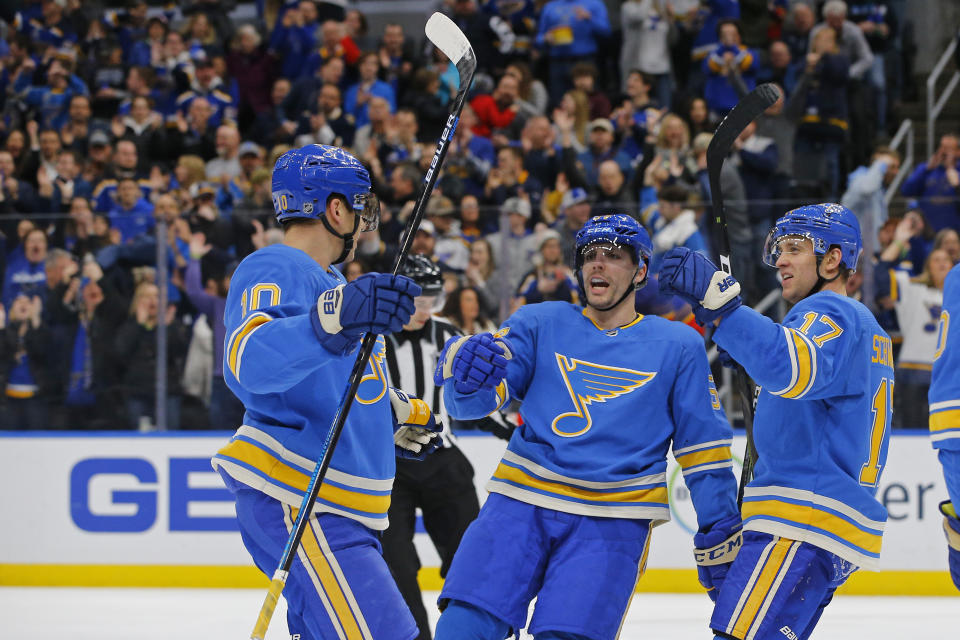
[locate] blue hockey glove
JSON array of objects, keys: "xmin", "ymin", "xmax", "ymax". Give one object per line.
[
  {"xmin": 659, "ymin": 248, "xmax": 742, "ymax": 325},
  {"xmin": 434, "ymin": 333, "xmax": 513, "ymax": 394},
  {"xmin": 390, "ymin": 388, "xmax": 443, "ymax": 460},
  {"xmin": 693, "ymin": 514, "xmax": 743, "ymax": 602},
  {"xmin": 941, "ymin": 501, "xmax": 960, "ymax": 590},
  {"xmin": 312, "ymin": 273, "xmax": 420, "ymax": 354}
]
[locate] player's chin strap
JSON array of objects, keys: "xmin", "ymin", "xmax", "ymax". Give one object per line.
[
  {"xmin": 800, "ymin": 255, "xmax": 843, "ymax": 301},
  {"xmin": 321, "ymin": 211, "xmax": 361, "ymax": 265}
]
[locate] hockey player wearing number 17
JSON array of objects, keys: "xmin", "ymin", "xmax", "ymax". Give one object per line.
[
  {"xmin": 211, "ymin": 144, "xmax": 443, "ymax": 640},
  {"xmin": 660, "ymin": 203, "xmax": 895, "ymax": 640},
  {"xmin": 432, "ymin": 214, "xmax": 741, "ymax": 640}
]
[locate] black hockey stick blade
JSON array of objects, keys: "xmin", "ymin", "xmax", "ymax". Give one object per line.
[
  {"xmin": 249, "ymin": 13, "xmax": 475, "ymax": 640},
  {"xmin": 707, "ymin": 83, "xmax": 781, "ymax": 274}
]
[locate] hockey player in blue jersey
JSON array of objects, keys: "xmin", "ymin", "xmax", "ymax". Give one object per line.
[
  {"xmin": 929, "ymin": 261, "xmax": 960, "ymax": 591},
  {"xmin": 659, "ymin": 203, "xmax": 895, "ymax": 640},
  {"xmin": 211, "ymin": 143, "xmax": 443, "ymax": 640},
  {"xmin": 431, "ymin": 214, "xmax": 741, "ymax": 640}
]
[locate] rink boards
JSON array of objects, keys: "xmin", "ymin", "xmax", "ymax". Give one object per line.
[{"xmin": 0, "ymin": 431, "xmax": 955, "ymax": 595}]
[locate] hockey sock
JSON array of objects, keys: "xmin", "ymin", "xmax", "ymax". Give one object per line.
[{"xmin": 434, "ymin": 600, "xmax": 511, "ymax": 640}]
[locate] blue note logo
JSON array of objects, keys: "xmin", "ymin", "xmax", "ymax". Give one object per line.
[
  {"xmin": 551, "ymin": 354, "xmax": 656, "ymax": 437},
  {"xmin": 357, "ymin": 335, "xmax": 388, "ymax": 404}
]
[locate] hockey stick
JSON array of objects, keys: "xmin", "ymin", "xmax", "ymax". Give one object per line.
[
  {"xmin": 249, "ymin": 13, "xmax": 476, "ymax": 640},
  {"xmin": 705, "ymin": 83, "xmax": 781, "ymax": 508}
]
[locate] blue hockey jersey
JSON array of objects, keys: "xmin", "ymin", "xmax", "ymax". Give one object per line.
[
  {"xmin": 211, "ymin": 244, "xmax": 396, "ymax": 531},
  {"xmin": 443, "ymin": 302, "xmax": 738, "ymax": 530},
  {"xmin": 930, "ymin": 263, "xmax": 960, "ymax": 452},
  {"xmin": 714, "ymin": 292, "xmax": 894, "ymax": 569}
]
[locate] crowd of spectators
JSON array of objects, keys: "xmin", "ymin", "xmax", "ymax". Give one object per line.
[{"xmin": 0, "ymin": 0, "xmax": 955, "ymax": 430}]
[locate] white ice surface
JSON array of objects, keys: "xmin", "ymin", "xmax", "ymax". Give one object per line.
[{"xmin": 1, "ymin": 588, "xmax": 956, "ymax": 639}]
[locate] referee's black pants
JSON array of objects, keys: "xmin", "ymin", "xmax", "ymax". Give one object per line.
[{"xmin": 382, "ymin": 445, "xmax": 480, "ymax": 640}]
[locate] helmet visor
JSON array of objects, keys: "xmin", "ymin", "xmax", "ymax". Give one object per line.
[
  {"xmin": 580, "ymin": 241, "xmax": 630, "ymax": 265},
  {"xmin": 762, "ymin": 231, "xmax": 817, "ymax": 268},
  {"xmin": 353, "ymin": 191, "xmax": 380, "ymax": 232}
]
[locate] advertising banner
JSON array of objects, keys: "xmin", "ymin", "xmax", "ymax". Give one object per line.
[{"xmin": 0, "ymin": 432, "xmax": 954, "ymax": 595}]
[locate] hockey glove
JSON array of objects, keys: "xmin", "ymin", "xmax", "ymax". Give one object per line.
[
  {"xmin": 659, "ymin": 248, "xmax": 742, "ymax": 325},
  {"xmin": 941, "ymin": 501, "xmax": 960, "ymax": 590},
  {"xmin": 694, "ymin": 514, "xmax": 743, "ymax": 602},
  {"xmin": 312, "ymin": 273, "xmax": 420, "ymax": 355},
  {"xmin": 390, "ymin": 388, "xmax": 442, "ymax": 461},
  {"xmin": 434, "ymin": 333, "xmax": 513, "ymax": 394}
]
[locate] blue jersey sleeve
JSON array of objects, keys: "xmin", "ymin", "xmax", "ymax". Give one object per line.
[
  {"xmin": 714, "ymin": 294, "xmax": 858, "ymax": 402},
  {"xmin": 224, "ymin": 257, "xmax": 338, "ymax": 394},
  {"xmin": 930, "ymin": 264, "xmax": 960, "ymax": 451},
  {"xmin": 442, "ymin": 305, "xmax": 538, "ymax": 420},
  {"xmin": 669, "ymin": 333, "xmax": 739, "ymax": 531}
]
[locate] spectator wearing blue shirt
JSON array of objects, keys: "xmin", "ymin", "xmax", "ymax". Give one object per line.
[
  {"xmin": 127, "ymin": 16, "xmax": 169, "ymax": 67},
  {"xmin": 14, "ymin": 57, "xmax": 90, "ymax": 131},
  {"xmin": 444, "ymin": 104, "xmax": 496, "ymax": 201},
  {"xmin": 14, "ymin": 0, "xmax": 77, "ymax": 49},
  {"xmin": 786, "ymin": 26, "xmax": 850, "ymax": 199},
  {"xmin": 268, "ymin": 1, "xmax": 320, "ymax": 79},
  {"xmin": 174, "ymin": 59, "xmax": 236, "ymax": 129},
  {"xmin": 344, "ymin": 52, "xmax": 396, "ymax": 129},
  {"xmin": 575, "ymin": 118, "xmax": 633, "ymax": 186},
  {"xmin": 93, "ymin": 140, "xmax": 152, "ymax": 213},
  {"xmin": 2, "ymin": 228, "xmax": 48, "ymax": 309},
  {"xmin": 704, "ymin": 20, "xmax": 757, "ymax": 117},
  {"xmin": 690, "ymin": 0, "xmax": 741, "ymax": 63},
  {"xmin": 536, "ymin": 0, "xmax": 611, "ymax": 107},
  {"xmin": 901, "ymin": 134, "xmax": 960, "ymax": 232},
  {"xmin": 107, "ymin": 178, "xmax": 155, "ymax": 244}
]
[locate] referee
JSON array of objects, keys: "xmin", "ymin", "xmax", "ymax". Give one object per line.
[{"xmin": 381, "ymin": 255, "xmax": 482, "ymax": 640}]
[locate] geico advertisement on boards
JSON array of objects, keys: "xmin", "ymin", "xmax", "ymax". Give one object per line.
[{"xmin": 0, "ymin": 433, "xmax": 950, "ymax": 572}]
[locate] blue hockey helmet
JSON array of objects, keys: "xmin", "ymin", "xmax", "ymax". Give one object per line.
[
  {"xmin": 271, "ymin": 144, "xmax": 379, "ymax": 231},
  {"xmin": 575, "ymin": 214, "xmax": 653, "ymax": 271},
  {"xmin": 762, "ymin": 203, "xmax": 863, "ymax": 271},
  {"xmin": 575, "ymin": 214, "xmax": 654, "ymax": 310}
]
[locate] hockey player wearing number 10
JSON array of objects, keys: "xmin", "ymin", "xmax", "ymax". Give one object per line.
[
  {"xmin": 432, "ymin": 214, "xmax": 741, "ymax": 640},
  {"xmin": 660, "ymin": 203, "xmax": 895, "ymax": 640},
  {"xmin": 929, "ymin": 261, "xmax": 960, "ymax": 592},
  {"xmin": 210, "ymin": 144, "xmax": 443, "ymax": 640}
]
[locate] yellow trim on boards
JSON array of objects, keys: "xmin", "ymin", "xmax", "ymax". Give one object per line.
[{"xmin": 1, "ymin": 565, "xmax": 957, "ymax": 596}]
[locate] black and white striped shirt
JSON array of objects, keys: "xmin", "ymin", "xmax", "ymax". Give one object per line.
[{"xmin": 384, "ymin": 318, "xmax": 463, "ymax": 448}]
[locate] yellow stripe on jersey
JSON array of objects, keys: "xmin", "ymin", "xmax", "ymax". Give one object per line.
[
  {"xmin": 218, "ymin": 439, "xmax": 390, "ymax": 516},
  {"xmin": 889, "ymin": 270, "xmax": 899, "ymax": 301},
  {"xmin": 286, "ymin": 506, "xmax": 370, "ymax": 640},
  {"xmin": 773, "ymin": 330, "xmax": 816, "ymax": 399},
  {"xmin": 490, "ymin": 379, "xmax": 510, "ymax": 414},
  {"xmin": 492, "ymin": 463, "xmax": 668, "ymax": 505},
  {"xmin": 674, "ymin": 445, "xmax": 732, "ymax": 471},
  {"xmin": 730, "ymin": 539, "xmax": 799, "ymax": 639},
  {"xmin": 930, "ymin": 408, "xmax": 960, "ymax": 433},
  {"xmin": 227, "ymin": 312, "xmax": 271, "ymax": 378},
  {"xmin": 742, "ymin": 499, "xmax": 882, "ymax": 555}
]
